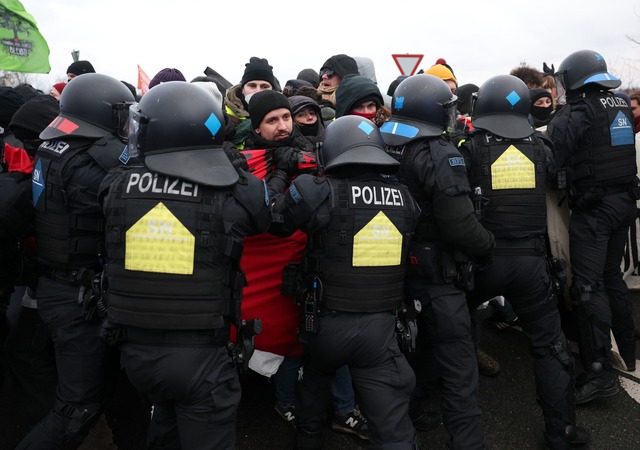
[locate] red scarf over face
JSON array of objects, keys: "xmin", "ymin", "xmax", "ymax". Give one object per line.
[{"xmin": 348, "ymin": 110, "xmax": 377, "ymax": 120}]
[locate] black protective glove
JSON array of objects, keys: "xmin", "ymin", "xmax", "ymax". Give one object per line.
[
  {"xmin": 272, "ymin": 147, "xmax": 300, "ymax": 177},
  {"xmin": 223, "ymin": 143, "xmax": 249, "ymax": 171}
]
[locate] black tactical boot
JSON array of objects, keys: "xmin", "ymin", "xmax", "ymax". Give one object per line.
[
  {"xmin": 574, "ymin": 362, "xmax": 619, "ymax": 405},
  {"xmin": 544, "ymin": 425, "xmax": 591, "ymax": 449}
]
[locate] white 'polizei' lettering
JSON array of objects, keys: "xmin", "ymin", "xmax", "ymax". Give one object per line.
[
  {"xmin": 126, "ymin": 172, "xmax": 199, "ymax": 197},
  {"xmin": 40, "ymin": 140, "xmax": 70, "ymax": 154},
  {"xmin": 351, "ymin": 185, "xmax": 404, "ymax": 206},
  {"xmin": 600, "ymin": 96, "xmax": 628, "ymax": 108}
]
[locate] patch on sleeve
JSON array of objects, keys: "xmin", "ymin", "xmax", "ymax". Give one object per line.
[
  {"xmin": 449, "ymin": 157, "xmax": 465, "ymax": 167},
  {"xmin": 119, "ymin": 145, "xmax": 130, "ymax": 164},
  {"xmin": 289, "ymin": 183, "xmax": 303, "ymax": 204}
]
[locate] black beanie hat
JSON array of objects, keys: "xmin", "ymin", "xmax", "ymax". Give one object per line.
[
  {"xmin": 320, "ymin": 54, "xmax": 359, "ymax": 79},
  {"xmin": 297, "ymin": 68, "xmax": 320, "ymax": 88},
  {"xmin": 456, "ymin": 83, "xmax": 480, "ymax": 115},
  {"xmin": 241, "ymin": 57, "xmax": 275, "ymax": 87},
  {"xmin": 249, "ymin": 90, "xmax": 291, "ymax": 129},
  {"xmin": 66, "ymin": 60, "xmax": 95, "ymax": 76},
  {"xmin": 529, "ymin": 88, "xmax": 552, "ymax": 104}
]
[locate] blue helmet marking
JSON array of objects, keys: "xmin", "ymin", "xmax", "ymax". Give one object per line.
[
  {"xmin": 395, "ymin": 96, "xmax": 405, "ymax": 109},
  {"xmin": 358, "ymin": 121, "xmax": 374, "ymax": 135},
  {"xmin": 583, "ymin": 72, "xmax": 619, "ymax": 85},
  {"xmin": 204, "ymin": 113, "xmax": 222, "ymax": 136},
  {"xmin": 506, "ymin": 90, "xmax": 521, "ymax": 106},
  {"xmin": 380, "ymin": 121, "xmax": 419, "ymax": 138}
]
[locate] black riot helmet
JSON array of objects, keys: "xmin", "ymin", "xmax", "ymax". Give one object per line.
[
  {"xmin": 380, "ymin": 74, "xmax": 457, "ymax": 146},
  {"xmin": 319, "ymin": 115, "xmax": 399, "ymax": 174},
  {"xmin": 471, "ymin": 74, "xmax": 534, "ymax": 139},
  {"xmin": 40, "ymin": 73, "xmax": 135, "ymax": 142},
  {"xmin": 555, "ymin": 50, "xmax": 621, "ymax": 103},
  {"xmin": 128, "ymin": 81, "xmax": 237, "ymax": 187}
]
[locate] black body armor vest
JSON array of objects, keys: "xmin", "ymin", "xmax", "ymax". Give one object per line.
[
  {"xmin": 103, "ymin": 166, "xmax": 244, "ymax": 330},
  {"xmin": 467, "ymin": 133, "xmax": 547, "ymax": 239},
  {"xmin": 302, "ymin": 175, "xmax": 415, "ymax": 312}
]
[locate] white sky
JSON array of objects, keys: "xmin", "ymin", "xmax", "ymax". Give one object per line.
[{"xmin": 19, "ymin": 0, "xmax": 640, "ymax": 93}]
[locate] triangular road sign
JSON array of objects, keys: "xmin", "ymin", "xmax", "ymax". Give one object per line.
[{"xmin": 392, "ymin": 54, "xmax": 424, "ymax": 76}]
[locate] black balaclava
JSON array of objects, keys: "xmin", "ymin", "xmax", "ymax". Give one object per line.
[{"xmin": 529, "ymin": 88, "xmax": 553, "ymax": 126}]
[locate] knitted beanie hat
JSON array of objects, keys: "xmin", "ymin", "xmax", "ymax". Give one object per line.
[
  {"xmin": 529, "ymin": 88, "xmax": 553, "ymax": 105},
  {"xmin": 149, "ymin": 68, "xmax": 186, "ymax": 89},
  {"xmin": 66, "ymin": 60, "xmax": 95, "ymax": 76},
  {"xmin": 425, "ymin": 64, "xmax": 457, "ymax": 84},
  {"xmin": 52, "ymin": 82, "xmax": 67, "ymax": 95},
  {"xmin": 249, "ymin": 90, "xmax": 291, "ymax": 129},
  {"xmin": 319, "ymin": 54, "xmax": 359, "ymax": 79},
  {"xmin": 297, "ymin": 68, "xmax": 320, "ymax": 87},
  {"xmin": 241, "ymin": 57, "xmax": 275, "ymax": 87}
]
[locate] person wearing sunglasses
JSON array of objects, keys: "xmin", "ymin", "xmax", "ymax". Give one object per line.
[{"xmin": 316, "ymin": 54, "xmax": 360, "ymax": 122}]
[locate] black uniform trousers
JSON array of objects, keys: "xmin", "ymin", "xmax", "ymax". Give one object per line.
[
  {"xmin": 119, "ymin": 334, "xmax": 240, "ymax": 450},
  {"xmin": 569, "ymin": 192, "xmax": 637, "ymax": 372},
  {"xmin": 295, "ymin": 311, "xmax": 417, "ymax": 450},
  {"xmin": 407, "ymin": 278, "xmax": 485, "ymax": 450},
  {"xmin": 17, "ymin": 275, "xmax": 114, "ymax": 450},
  {"xmin": 468, "ymin": 253, "xmax": 575, "ymax": 436}
]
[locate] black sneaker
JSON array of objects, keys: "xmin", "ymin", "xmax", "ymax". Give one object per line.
[
  {"xmin": 274, "ymin": 403, "xmax": 297, "ymax": 428},
  {"xmin": 331, "ymin": 407, "xmax": 369, "ymax": 440},
  {"xmin": 575, "ymin": 376, "xmax": 619, "ymax": 405},
  {"xmin": 410, "ymin": 409, "xmax": 441, "ymax": 432}
]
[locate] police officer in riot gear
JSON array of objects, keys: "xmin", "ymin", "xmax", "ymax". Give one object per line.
[
  {"xmin": 100, "ymin": 82, "xmax": 270, "ymax": 450},
  {"xmin": 17, "ymin": 73, "xmax": 135, "ymax": 449},
  {"xmin": 460, "ymin": 74, "xmax": 591, "ymax": 450},
  {"xmin": 548, "ymin": 50, "xmax": 638, "ymax": 403},
  {"xmin": 380, "ymin": 74, "xmax": 494, "ymax": 450},
  {"xmin": 267, "ymin": 115, "xmax": 420, "ymax": 449}
]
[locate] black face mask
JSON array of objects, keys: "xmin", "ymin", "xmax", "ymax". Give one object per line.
[{"xmin": 531, "ymin": 104, "xmax": 553, "ymax": 123}]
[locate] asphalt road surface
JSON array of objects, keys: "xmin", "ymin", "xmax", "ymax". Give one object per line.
[{"xmin": 1, "ymin": 294, "xmax": 639, "ymax": 450}]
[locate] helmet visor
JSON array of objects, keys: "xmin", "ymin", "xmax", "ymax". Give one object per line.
[
  {"xmin": 555, "ymin": 73, "xmax": 567, "ymax": 106},
  {"xmin": 113, "ymin": 101, "xmax": 135, "ymax": 143},
  {"xmin": 444, "ymin": 96, "xmax": 458, "ymax": 134},
  {"xmin": 127, "ymin": 104, "xmax": 148, "ymax": 158}
]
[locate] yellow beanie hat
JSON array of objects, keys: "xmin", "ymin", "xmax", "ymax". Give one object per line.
[{"xmin": 425, "ymin": 64, "xmax": 457, "ymax": 84}]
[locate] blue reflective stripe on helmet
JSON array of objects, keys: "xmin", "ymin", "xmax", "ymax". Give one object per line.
[
  {"xmin": 380, "ymin": 121, "xmax": 419, "ymax": 138},
  {"xmin": 582, "ymin": 72, "xmax": 619, "ymax": 86}
]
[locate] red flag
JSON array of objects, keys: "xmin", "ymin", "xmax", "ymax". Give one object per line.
[{"xmin": 137, "ymin": 64, "xmax": 150, "ymax": 95}]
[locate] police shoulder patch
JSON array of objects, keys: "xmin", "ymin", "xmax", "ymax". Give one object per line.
[{"xmin": 449, "ymin": 157, "xmax": 465, "ymax": 167}]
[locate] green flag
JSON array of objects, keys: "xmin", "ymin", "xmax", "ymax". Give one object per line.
[{"xmin": 0, "ymin": 0, "xmax": 50, "ymax": 73}]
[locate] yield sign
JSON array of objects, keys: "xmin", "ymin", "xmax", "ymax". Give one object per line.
[{"xmin": 392, "ymin": 54, "xmax": 423, "ymax": 76}]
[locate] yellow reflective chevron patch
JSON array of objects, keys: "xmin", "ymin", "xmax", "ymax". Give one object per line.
[
  {"xmin": 353, "ymin": 211, "xmax": 402, "ymax": 267},
  {"xmin": 491, "ymin": 145, "xmax": 535, "ymax": 190},
  {"xmin": 125, "ymin": 202, "xmax": 195, "ymax": 274}
]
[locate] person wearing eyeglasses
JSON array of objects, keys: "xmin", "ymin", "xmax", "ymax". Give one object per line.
[{"xmin": 316, "ymin": 54, "xmax": 360, "ymax": 122}]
